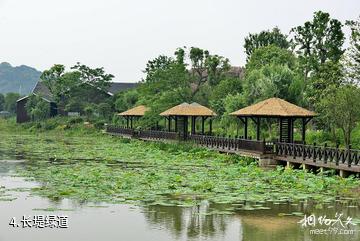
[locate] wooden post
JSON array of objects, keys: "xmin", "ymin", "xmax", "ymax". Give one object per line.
[
  {"xmin": 209, "ymin": 118, "xmax": 212, "ymax": 135},
  {"xmin": 130, "ymin": 116, "xmax": 133, "ymax": 129},
  {"xmin": 256, "ymin": 117, "xmax": 260, "ymax": 141},
  {"xmin": 288, "ymin": 118, "xmax": 292, "ymax": 143},
  {"xmin": 175, "ymin": 116, "xmax": 178, "ymax": 132},
  {"xmin": 347, "ymin": 144, "xmax": 352, "ymax": 167},
  {"xmin": 279, "ymin": 118, "xmax": 282, "ymax": 142},
  {"xmin": 168, "ymin": 117, "xmax": 171, "ymax": 132},
  {"xmin": 191, "ymin": 116, "xmax": 196, "ymax": 134},
  {"xmin": 201, "ymin": 116, "xmax": 205, "ymax": 135},
  {"xmin": 184, "ymin": 116, "xmax": 188, "ymax": 139},
  {"xmin": 302, "ymin": 118, "xmax": 306, "ymax": 144},
  {"xmin": 244, "ymin": 117, "xmax": 248, "ymax": 139},
  {"xmin": 126, "ymin": 116, "xmax": 129, "ymax": 128}
]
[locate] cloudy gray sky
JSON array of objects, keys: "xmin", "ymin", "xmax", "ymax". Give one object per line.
[{"xmin": 0, "ymin": 0, "xmax": 359, "ymax": 82}]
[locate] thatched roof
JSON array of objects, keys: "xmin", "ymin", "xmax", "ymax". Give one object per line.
[
  {"xmin": 230, "ymin": 98, "xmax": 316, "ymax": 117},
  {"xmin": 160, "ymin": 102, "xmax": 217, "ymax": 117},
  {"xmin": 118, "ymin": 105, "xmax": 149, "ymax": 116}
]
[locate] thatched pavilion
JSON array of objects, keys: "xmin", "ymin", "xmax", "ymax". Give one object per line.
[
  {"xmin": 230, "ymin": 98, "xmax": 316, "ymax": 143},
  {"xmin": 160, "ymin": 102, "xmax": 216, "ymax": 139},
  {"xmin": 118, "ymin": 105, "xmax": 149, "ymax": 128}
]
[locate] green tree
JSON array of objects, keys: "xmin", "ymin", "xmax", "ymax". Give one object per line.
[
  {"xmin": 245, "ymin": 45, "xmax": 297, "ymax": 72},
  {"xmin": 40, "ymin": 64, "xmax": 66, "ymax": 97},
  {"xmin": 97, "ymin": 103, "xmax": 112, "ymax": 120},
  {"xmin": 321, "ymin": 84, "xmax": 360, "ymax": 148},
  {"xmin": 244, "ymin": 27, "xmax": 290, "ymax": 59},
  {"xmin": 344, "ymin": 16, "xmax": 360, "ymax": 84},
  {"xmin": 243, "ymin": 46, "xmax": 303, "ymax": 105},
  {"xmin": 291, "ymin": 11, "xmax": 345, "ymax": 81},
  {"xmin": 25, "ymin": 95, "xmax": 50, "ymax": 121},
  {"xmin": 0, "ymin": 93, "xmax": 5, "ymax": 111},
  {"xmin": 4, "ymin": 92, "xmax": 20, "ymax": 113},
  {"xmin": 71, "ymin": 62, "xmax": 114, "ymax": 90},
  {"xmin": 189, "ymin": 47, "xmax": 230, "ymax": 98},
  {"xmin": 115, "ymin": 89, "xmax": 139, "ymax": 113},
  {"xmin": 210, "ymin": 77, "xmax": 243, "ymax": 115},
  {"xmin": 243, "ymin": 64, "xmax": 303, "ymax": 105}
]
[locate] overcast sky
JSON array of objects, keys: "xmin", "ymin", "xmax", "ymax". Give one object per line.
[{"xmin": 0, "ymin": 0, "xmax": 359, "ymax": 82}]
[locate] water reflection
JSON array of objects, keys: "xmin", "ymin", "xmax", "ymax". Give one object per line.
[{"xmin": 142, "ymin": 203, "xmax": 232, "ymax": 240}]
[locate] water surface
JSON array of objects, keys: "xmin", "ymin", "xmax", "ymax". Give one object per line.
[{"xmin": 0, "ymin": 157, "xmax": 359, "ymax": 241}]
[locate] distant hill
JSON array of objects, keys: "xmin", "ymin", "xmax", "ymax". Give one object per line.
[{"xmin": 0, "ymin": 62, "xmax": 41, "ymax": 95}]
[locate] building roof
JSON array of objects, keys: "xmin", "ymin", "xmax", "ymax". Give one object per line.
[
  {"xmin": 32, "ymin": 81, "xmax": 54, "ymax": 101},
  {"xmin": 230, "ymin": 97, "xmax": 316, "ymax": 117},
  {"xmin": 107, "ymin": 82, "xmax": 138, "ymax": 96},
  {"xmin": 160, "ymin": 102, "xmax": 217, "ymax": 117},
  {"xmin": 16, "ymin": 81, "xmax": 138, "ymax": 102},
  {"xmin": 118, "ymin": 105, "xmax": 149, "ymax": 116}
]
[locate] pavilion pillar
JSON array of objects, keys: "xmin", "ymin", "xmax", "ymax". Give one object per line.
[
  {"xmin": 256, "ymin": 117, "xmax": 260, "ymax": 140},
  {"xmin": 184, "ymin": 116, "xmax": 188, "ymax": 139},
  {"xmin": 301, "ymin": 118, "xmax": 312, "ymax": 144},
  {"xmin": 201, "ymin": 116, "xmax": 205, "ymax": 135},
  {"xmin": 209, "ymin": 118, "xmax": 213, "ymax": 135},
  {"xmin": 168, "ymin": 117, "xmax": 172, "ymax": 132},
  {"xmin": 244, "ymin": 117, "xmax": 248, "ymax": 139},
  {"xmin": 126, "ymin": 117, "xmax": 129, "ymax": 128},
  {"xmin": 191, "ymin": 116, "xmax": 196, "ymax": 134},
  {"xmin": 279, "ymin": 118, "xmax": 282, "ymax": 142},
  {"xmin": 175, "ymin": 116, "xmax": 178, "ymax": 132},
  {"xmin": 288, "ymin": 118, "xmax": 293, "ymax": 143},
  {"xmin": 130, "ymin": 116, "xmax": 133, "ymax": 129},
  {"xmin": 302, "ymin": 118, "xmax": 306, "ymax": 144}
]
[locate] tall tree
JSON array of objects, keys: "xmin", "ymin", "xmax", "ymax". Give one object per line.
[
  {"xmin": 40, "ymin": 64, "xmax": 66, "ymax": 97},
  {"xmin": 0, "ymin": 93, "xmax": 5, "ymax": 111},
  {"xmin": 189, "ymin": 47, "xmax": 230, "ymax": 99},
  {"xmin": 25, "ymin": 95, "xmax": 50, "ymax": 121},
  {"xmin": 71, "ymin": 62, "xmax": 114, "ymax": 89},
  {"xmin": 291, "ymin": 11, "xmax": 345, "ymax": 81},
  {"xmin": 344, "ymin": 16, "xmax": 360, "ymax": 84},
  {"xmin": 291, "ymin": 11, "xmax": 345, "ymax": 111},
  {"xmin": 244, "ymin": 27, "xmax": 290, "ymax": 59},
  {"xmin": 321, "ymin": 84, "xmax": 360, "ymax": 148},
  {"xmin": 4, "ymin": 93, "xmax": 20, "ymax": 113},
  {"xmin": 243, "ymin": 45, "xmax": 303, "ymax": 105},
  {"xmin": 245, "ymin": 45, "xmax": 297, "ymax": 72}
]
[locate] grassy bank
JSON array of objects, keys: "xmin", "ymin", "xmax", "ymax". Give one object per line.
[{"xmin": 0, "ymin": 118, "xmax": 359, "ymax": 208}]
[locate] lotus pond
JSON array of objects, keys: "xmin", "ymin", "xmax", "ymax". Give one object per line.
[{"xmin": 1, "ymin": 120, "xmax": 360, "ymax": 240}]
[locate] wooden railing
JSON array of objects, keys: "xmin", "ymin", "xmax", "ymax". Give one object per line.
[
  {"xmin": 137, "ymin": 130, "xmax": 179, "ymax": 140},
  {"xmin": 275, "ymin": 142, "xmax": 360, "ymax": 167},
  {"xmin": 107, "ymin": 126, "xmax": 179, "ymax": 140},
  {"xmin": 106, "ymin": 126, "xmax": 135, "ymax": 136},
  {"xmin": 188, "ymin": 134, "xmax": 274, "ymax": 154}
]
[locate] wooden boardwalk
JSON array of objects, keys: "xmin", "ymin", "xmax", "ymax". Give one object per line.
[{"xmin": 107, "ymin": 126, "xmax": 360, "ymax": 176}]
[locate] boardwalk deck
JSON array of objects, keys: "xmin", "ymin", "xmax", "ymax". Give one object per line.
[{"xmin": 106, "ymin": 126, "xmax": 360, "ymax": 175}]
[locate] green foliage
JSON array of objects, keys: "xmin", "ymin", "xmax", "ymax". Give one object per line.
[
  {"xmin": 189, "ymin": 47, "xmax": 230, "ymax": 98},
  {"xmin": 25, "ymin": 95, "xmax": 50, "ymax": 121},
  {"xmin": 84, "ymin": 104, "xmax": 95, "ymax": 119},
  {"xmin": 71, "ymin": 62, "xmax": 114, "ymax": 90},
  {"xmin": 244, "ymin": 27, "xmax": 290, "ymax": 59},
  {"xmin": 97, "ymin": 103, "xmax": 112, "ymax": 120},
  {"xmin": 0, "ymin": 122, "xmax": 358, "ymax": 206},
  {"xmin": 246, "ymin": 45, "xmax": 297, "ymax": 72},
  {"xmin": 321, "ymin": 84, "xmax": 360, "ymax": 147},
  {"xmin": 292, "ymin": 11, "xmax": 345, "ymax": 109},
  {"xmin": 0, "ymin": 93, "xmax": 4, "ymax": 111},
  {"xmin": 41, "ymin": 63, "xmax": 115, "ymax": 116},
  {"xmin": 4, "ymin": 92, "xmax": 20, "ymax": 113},
  {"xmin": 243, "ymin": 64, "xmax": 303, "ymax": 105},
  {"xmin": 344, "ymin": 16, "xmax": 360, "ymax": 84},
  {"xmin": 114, "ymin": 89, "xmax": 139, "ymax": 112}
]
